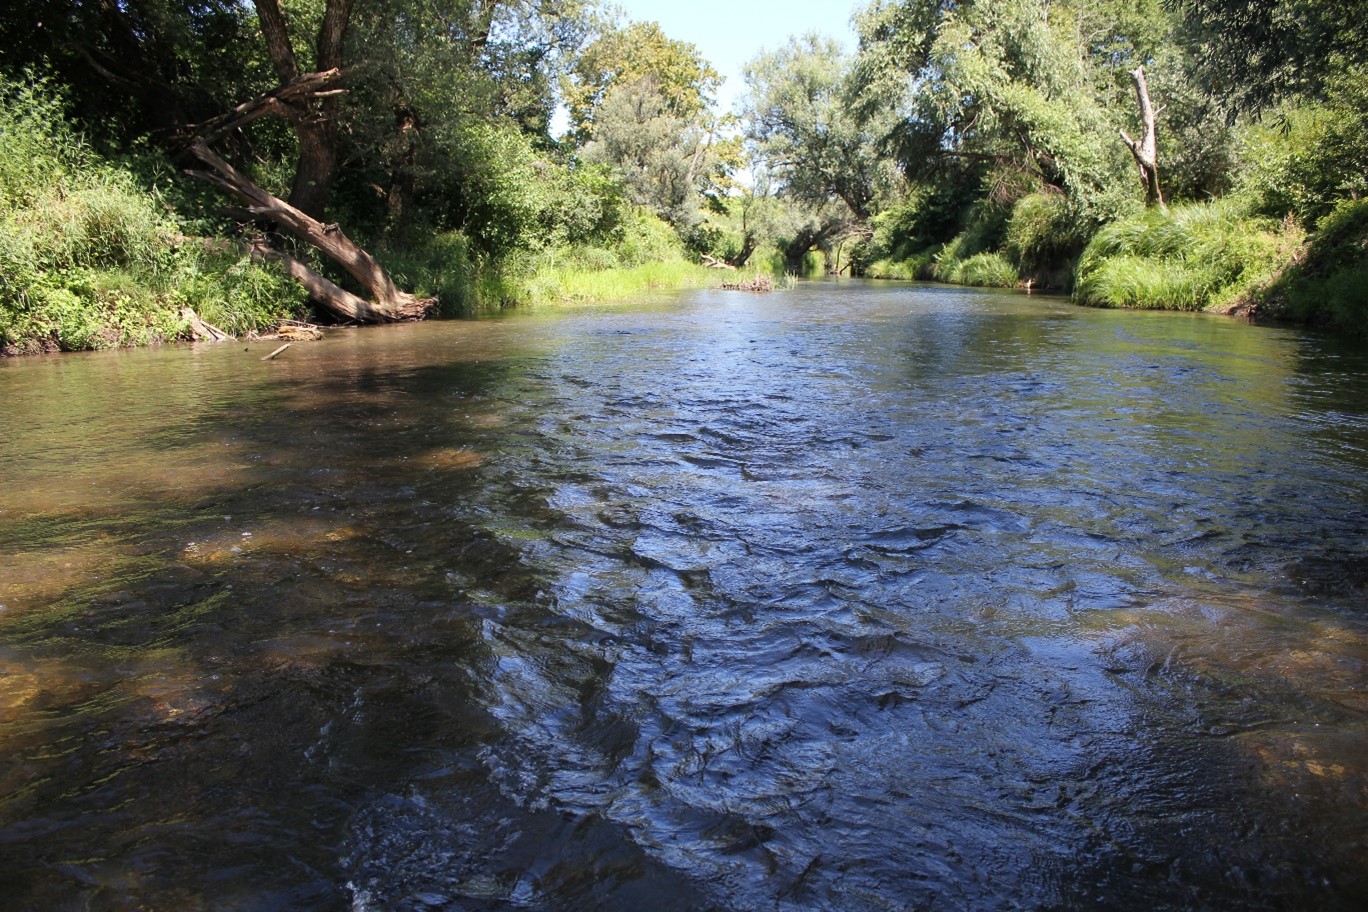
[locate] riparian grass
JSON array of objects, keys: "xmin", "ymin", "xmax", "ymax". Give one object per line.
[
  {"xmin": 0, "ymin": 76, "xmax": 303, "ymax": 354},
  {"xmin": 1074, "ymin": 198, "xmax": 1300, "ymax": 311},
  {"xmin": 518, "ymin": 260, "xmax": 718, "ymax": 305}
]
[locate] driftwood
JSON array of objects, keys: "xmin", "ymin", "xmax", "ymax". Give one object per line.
[
  {"xmin": 721, "ymin": 274, "xmax": 774, "ymax": 293},
  {"xmin": 180, "ymin": 307, "xmax": 231, "ymax": 342},
  {"xmin": 262, "ymin": 343, "xmax": 291, "ymax": 361},
  {"xmin": 701, "ymin": 254, "xmax": 737, "ymax": 270},
  {"xmin": 269, "ymin": 319, "xmax": 325, "ymax": 341}
]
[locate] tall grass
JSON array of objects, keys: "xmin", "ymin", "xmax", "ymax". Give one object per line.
[
  {"xmin": 941, "ymin": 252, "xmax": 1019, "ymax": 288},
  {"xmin": 0, "ymin": 76, "xmax": 303, "ymax": 354},
  {"xmin": 517, "ymin": 260, "xmax": 717, "ymax": 306},
  {"xmin": 1074, "ymin": 199, "xmax": 1300, "ymax": 311},
  {"xmin": 864, "ymin": 249, "xmax": 937, "ymax": 281}
]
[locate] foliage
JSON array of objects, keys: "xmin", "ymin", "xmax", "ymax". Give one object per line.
[
  {"xmin": 581, "ymin": 79, "xmax": 717, "ymax": 228},
  {"xmin": 0, "ymin": 76, "xmax": 302, "ymax": 353},
  {"xmin": 1074, "ymin": 199, "xmax": 1298, "ymax": 310},
  {"xmin": 941, "ymin": 252, "xmax": 1019, "ymax": 288},
  {"xmin": 1236, "ymin": 66, "xmax": 1368, "ymax": 229},
  {"xmin": 563, "ymin": 18, "xmax": 721, "ymax": 142},
  {"xmin": 1248, "ymin": 198, "xmax": 1368, "ymax": 333},
  {"xmin": 1174, "ymin": 0, "xmax": 1368, "ymax": 112},
  {"xmin": 853, "ymin": 0, "xmax": 1141, "ymax": 216},
  {"xmin": 518, "ymin": 259, "xmax": 716, "ymax": 306},
  {"xmin": 743, "ymin": 35, "xmax": 896, "ymax": 222},
  {"xmin": 864, "ymin": 252, "xmax": 937, "ymax": 281},
  {"xmin": 1003, "ymin": 192, "xmax": 1091, "ymax": 280}
]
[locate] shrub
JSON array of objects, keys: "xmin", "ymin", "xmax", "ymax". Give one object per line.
[
  {"xmin": 1250, "ymin": 198, "xmax": 1368, "ymax": 333},
  {"xmin": 1074, "ymin": 199, "xmax": 1297, "ymax": 311},
  {"xmin": 1004, "ymin": 192, "xmax": 1088, "ymax": 279},
  {"xmin": 0, "ymin": 74, "xmax": 302, "ymax": 353}
]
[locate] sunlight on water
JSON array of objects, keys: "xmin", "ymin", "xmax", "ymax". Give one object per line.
[{"xmin": 2, "ymin": 282, "xmax": 1367, "ymax": 910}]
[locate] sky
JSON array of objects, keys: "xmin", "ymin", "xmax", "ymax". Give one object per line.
[{"xmin": 605, "ymin": 0, "xmax": 865, "ymax": 112}]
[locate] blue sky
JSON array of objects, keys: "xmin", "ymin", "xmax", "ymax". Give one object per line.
[{"xmin": 606, "ymin": 0, "xmax": 864, "ymax": 111}]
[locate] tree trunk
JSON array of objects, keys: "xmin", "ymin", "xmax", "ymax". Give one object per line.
[
  {"xmin": 727, "ymin": 233, "xmax": 759, "ymax": 269},
  {"xmin": 1120, "ymin": 65, "xmax": 1165, "ymax": 210},
  {"xmin": 251, "ymin": 0, "xmax": 352, "ymax": 220},
  {"xmin": 187, "ymin": 139, "xmax": 433, "ymax": 322}
]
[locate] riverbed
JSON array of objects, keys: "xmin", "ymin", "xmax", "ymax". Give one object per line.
[{"xmin": 2, "ymin": 280, "xmax": 1366, "ymax": 910}]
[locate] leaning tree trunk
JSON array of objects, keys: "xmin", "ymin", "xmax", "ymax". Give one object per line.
[
  {"xmin": 184, "ymin": 71, "xmax": 433, "ymax": 322},
  {"xmin": 187, "ymin": 139, "xmax": 433, "ymax": 322},
  {"xmin": 727, "ymin": 232, "xmax": 759, "ymax": 269},
  {"xmin": 1120, "ymin": 65, "xmax": 1165, "ymax": 210}
]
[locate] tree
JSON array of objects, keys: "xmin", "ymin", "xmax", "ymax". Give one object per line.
[
  {"xmin": 562, "ymin": 19, "xmax": 721, "ymax": 143},
  {"xmin": 581, "ymin": 78, "xmax": 718, "ymax": 227},
  {"xmin": 1120, "ymin": 66, "xmax": 1164, "ymax": 209},
  {"xmin": 1173, "ymin": 0, "xmax": 1368, "ymax": 112},
  {"xmin": 743, "ymin": 35, "xmax": 890, "ymax": 223}
]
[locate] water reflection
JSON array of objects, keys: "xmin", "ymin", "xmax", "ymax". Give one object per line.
[{"xmin": 1, "ymin": 282, "xmax": 1366, "ymax": 910}]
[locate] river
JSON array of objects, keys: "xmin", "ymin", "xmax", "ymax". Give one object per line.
[{"xmin": 2, "ymin": 279, "xmax": 1366, "ymax": 910}]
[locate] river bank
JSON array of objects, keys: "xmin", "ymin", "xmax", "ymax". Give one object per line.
[{"xmin": 863, "ymin": 196, "xmax": 1368, "ymax": 337}]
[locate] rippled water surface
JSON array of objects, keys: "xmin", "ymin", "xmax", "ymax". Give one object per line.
[{"xmin": 3, "ymin": 281, "xmax": 1367, "ymax": 911}]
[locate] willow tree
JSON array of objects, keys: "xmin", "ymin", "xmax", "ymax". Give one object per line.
[{"xmin": 562, "ymin": 19, "xmax": 721, "ymax": 144}]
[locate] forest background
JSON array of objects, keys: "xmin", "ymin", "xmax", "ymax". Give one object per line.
[{"xmin": 0, "ymin": 0, "xmax": 1364, "ymax": 354}]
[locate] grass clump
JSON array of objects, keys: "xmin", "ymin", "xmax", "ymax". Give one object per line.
[
  {"xmin": 865, "ymin": 248, "xmax": 937, "ymax": 281},
  {"xmin": 519, "ymin": 260, "xmax": 716, "ymax": 305},
  {"xmin": 0, "ymin": 76, "xmax": 303, "ymax": 354},
  {"xmin": 1073, "ymin": 199, "xmax": 1299, "ymax": 311},
  {"xmin": 941, "ymin": 252, "xmax": 1019, "ymax": 288}
]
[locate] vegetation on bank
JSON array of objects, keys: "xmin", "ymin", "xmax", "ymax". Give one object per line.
[
  {"xmin": 2, "ymin": 0, "xmax": 1366, "ymax": 352},
  {"xmin": 0, "ymin": 80, "xmax": 305, "ymax": 354},
  {"xmin": 743, "ymin": 0, "xmax": 1367, "ymax": 335}
]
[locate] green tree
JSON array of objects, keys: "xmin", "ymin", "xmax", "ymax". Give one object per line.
[
  {"xmin": 562, "ymin": 19, "xmax": 721, "ymax": 142},
  {"xmin": 1174, "ymin": 0, "xmax": 1368, "ymax": 112},
  {"xmin": 581, "ymin": 78, "xmax": 720, "ymax": 227},
  {"xmin": 743, "ymin": 35, "xmax": 893, "ymax": 223}
]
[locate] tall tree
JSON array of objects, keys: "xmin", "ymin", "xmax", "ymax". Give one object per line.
[
  {"xmin": 581, "ymin": 77, "xmax": 718, "ymax": 227},
  {"xmin": 251, "ymin": 0, "xmax": 352, "ymax": 220},
  {"xmin": 562, "ymin": 19, "xmax": 721, "ymax": 143},
  {"xmin": 1173, "ymin": 0, "xmax": 1368, "ymax": 112},
  {"xmin": 743, "ymin": 35, "xmax": 891, "ymax": 223}
]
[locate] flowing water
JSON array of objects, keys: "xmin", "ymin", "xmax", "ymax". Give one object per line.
[{"xmin": 2, "ymin": 280, "xmax": 1367, "ymax": 911}]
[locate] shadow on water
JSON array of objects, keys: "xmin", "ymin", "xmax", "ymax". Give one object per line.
[{"xmin": 1, "ymin": 283, "xmax": 1366, "ymax": 910}]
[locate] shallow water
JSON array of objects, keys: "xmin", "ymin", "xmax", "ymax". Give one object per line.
[{"xmin": 2, "ymin": 280, "xmax": 1366, "ymax": 911}]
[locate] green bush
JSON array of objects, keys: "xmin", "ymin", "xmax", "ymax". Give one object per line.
[
  {"xmin": 1004, "ymin": 192, "xmax": 1088, "ymax": 280},
  {"xmin": 613, "ymin": 206, "xmax": 686, "ymax": 267},
  {"xmin": 0, "ymin": 75, "xmax": 302, "ymax": 353},
  {"xmin": 1074, "ymin": 199, "xmax": 1297, "ymax": 311},
  {"xmin": 1251, "ymin": 198, "xmax": 1368, "ymax": 333},
  {"xmin": 1237, "ymin": 65, "xmax": 1368, "ymax": 229}
]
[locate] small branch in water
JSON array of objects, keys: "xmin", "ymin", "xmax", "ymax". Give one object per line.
[{"xmin": 261, "ymin": 343, "xmax": 291, "ymax": 361}]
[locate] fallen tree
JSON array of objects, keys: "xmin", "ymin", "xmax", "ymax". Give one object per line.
[{"xmin": 183, "ymin": 70, "xmax": 434, "ymax": 323}]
